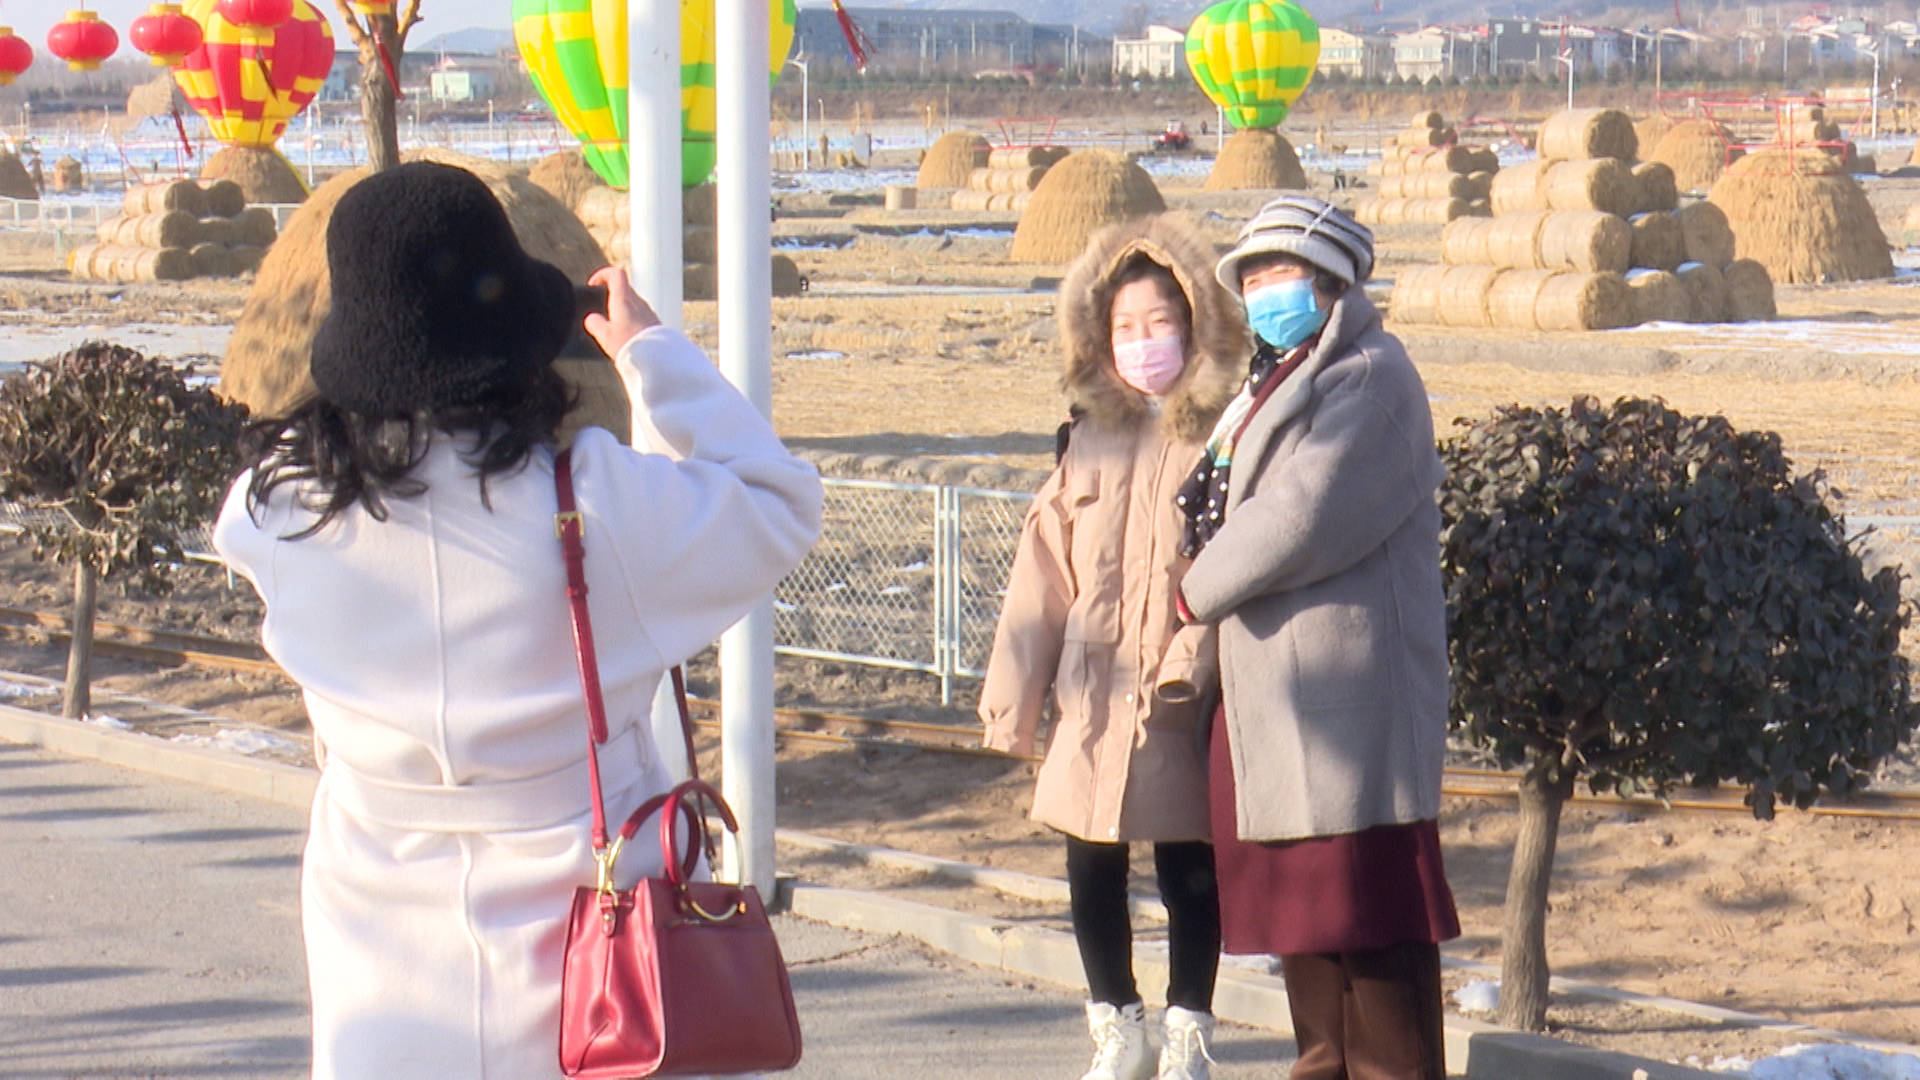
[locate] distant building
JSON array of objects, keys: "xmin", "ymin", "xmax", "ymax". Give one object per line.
[
  {"xmin": 1112, "ymin": 24, "xmax": 1185, "ymax": 80},
  {"xmin": 1317, "ymin": 27, "xmax": 1394, "ymax": 80},
  {"xmin": 1034, "ymin": 23, "xmax": 1112, "ymax": 78},
  {"xmin": 1393, "ymin": 27, "xmax": 1462, "ymax": 82},
  {"xmin": 430, "ymin": 64, "xmax": 498, "ymax": 103},
  {"xmin": 321, "ymin": 50, "xmax": 359, "ymax": 103}
]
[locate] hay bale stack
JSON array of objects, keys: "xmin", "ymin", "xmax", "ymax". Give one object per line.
[
  {"xmin": 221, "ymin": 153, "xmax": 614, "ymax": 427},
  {"xmin": 0, "ymin": 152, "xmax": 39, "ymax": 199},
  {"xmin": 1709, "ymin": 149, "xmax": 1892, "ymax": 283},
  {"xmin": 198, "ymin": 178, "xmax": 247, "ymax": 218},
  {"xmin": 1489, "ymin": 160, "xmax": 1554, "ymax": 215},
  {"xmin": 1536, "ymin": 210, "xmax": 1631, "ymax": 273},
  {"xmin": 1722, "ymin": 258, "xmax": 1776, "ymax": 321},
  {"xmin": 1624, "ymin": 268, "xmax": 1691, "ymax": 324},
  {"xmin": 1395, "ymin": 124, "xmax": 1456, "ymax": 149},
  {"xmin": 1537, "ymin": 108, "xmax": 1638, "ymax": 161},
  {"xmin": 97, "ymin": 211, "xmax": 201, "ymax": 250},
  {"xmin": 1411, "ymin": 110, "xmax": 1444, "ymax": 131},
  {"xmin": 1010, "ymin": 150, "xmax": 1165, "ymax": 263},
  {"xmin": 918, "ymin": 131, "xmax": 991, "ymax": 188},
  {"xmin": 1205, "ymin": 130, "xmax": 1308, "ymax": 191},
  {"xmin": 529, "ymin": 150, "xmax": 606, "ymax": 214},
  {"xmin": 1354, "ymin": 197, "xmax": 1481, "ymax": 226},
  {"xmin": 203, "ymin": 146, "xmax": 309, "ymax": 204},
  {"xmin": 1675, "ymin": 261, "xmax": 1731, "ymax": 322},
  {"xmin": 1649, "ymin": 119, "xmax": 1738, "ymax": 193},
  {"xmin": 1380, "ymin": 171, "xmax": 1487, "ymax": 201},
  {"xmin": 1437, "ymin": 265, "xmax": 1501, "ymax": 327},
  {"xmin": 967, "ymin": 165, "xmax": 1050, "ymax": 193},
  {"xmin": 1535, "ymin": 271, "xmax": 1634, "ymax": 331},
  {"xmin": 987, "ymin": 146, "xmax": 1068, "ymax": 169},
  {"xmin": 1389, "ymin": 265, "xmax": 1446, "ymax": 324},
  {"xmin": 1485, "ymin": 269, "xmax": 1557, "ymax": 330},
  {"xmin": 52, "ymin": 157, "xmax": 84, "ymax": 193},
  {"xmin": 1626, "ymin": 211, "xmax": 1685, "ymax": 271},
  {"xmin": 1631, "ymin": 161, "xmax": 1679, "ymax": 213},
  {"xmin": 1674, "ymin": 201, "xmax": 1737, "ymax": 269}
]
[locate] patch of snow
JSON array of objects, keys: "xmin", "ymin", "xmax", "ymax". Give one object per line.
[
  {"xmin": 1744, "ymin": 1044, "xmax": 1920, "ymax": 1080},
  {"xmin": 171, "ymin": 728, "xmax": 300, "ymax": 757},
  {"xmin": 772, "ymin": 599, "xmax": 799, "ymax": 614},
  {"xmin": 83, "ymin": 714, "xmax": 132, "ymax": 730},
  {"xmin": 0, "ymin": 678, "xmax": 50, "ymax": 699},
  {"xmin": 1451, "ymin": 979, "xmax": 1500, "ymax": 1015},
  {"xmin": 783, "ymin": 350, "xmax": 847, "ymax": 361},
  {"xmin": 897, "ymin": 561, "xmax": 929, "ymax": 573}
]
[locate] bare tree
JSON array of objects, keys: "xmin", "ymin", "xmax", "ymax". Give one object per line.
[{"xmin": 331, "ymin": 0, "xmax": 426, "ymax": 173}]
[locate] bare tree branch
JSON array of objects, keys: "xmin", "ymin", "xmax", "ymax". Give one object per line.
[
  {"xmin": 330, "ymin": 0, "xmax": 372, "ymax": 52},
  {"xmin": 398, "ymin": 0, "xmax": 426, "ymax": 46}
]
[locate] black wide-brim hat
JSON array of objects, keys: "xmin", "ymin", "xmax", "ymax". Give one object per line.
[{"xmin": 310, "ymin": 161, "xmax": 574, "ymax": 416}]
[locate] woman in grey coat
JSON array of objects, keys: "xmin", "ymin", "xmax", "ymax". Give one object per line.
[{"xmin": 1175, "ymin": 196, "xmax": 1459, "ymax": 1080}]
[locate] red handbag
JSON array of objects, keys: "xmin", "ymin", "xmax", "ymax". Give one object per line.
[{"xmin": 552, "ymin": 450, "xmax": 804, "ymax": 1079}]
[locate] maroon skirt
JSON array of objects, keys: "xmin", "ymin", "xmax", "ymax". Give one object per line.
[{"xmin": 1208, "ymin": 704, "xmax": 1461, "ymax": 957}]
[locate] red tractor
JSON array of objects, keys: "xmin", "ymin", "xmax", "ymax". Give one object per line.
[{"xmin": 1153, "ymin": 119, "xmax": 1193, "ymax": 152}]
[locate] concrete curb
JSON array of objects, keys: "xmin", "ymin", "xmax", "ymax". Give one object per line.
[{"xmin": 3, "ymin": 705, "xmax": 1895, "ymax": 1079}]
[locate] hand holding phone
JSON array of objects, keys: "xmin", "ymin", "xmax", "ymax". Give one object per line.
[{"xmin": 584, "ymin": 266, "xmax": 662, "ymax": 359}]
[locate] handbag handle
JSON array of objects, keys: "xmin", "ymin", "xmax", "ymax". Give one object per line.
[{"xmin": 554, "ymin": 450, "xmax": 702, "ymax": 859}]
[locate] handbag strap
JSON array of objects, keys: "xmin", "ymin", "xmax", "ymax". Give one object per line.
[{"xmin": 554, "ymin": 449, "xmax": 700, "ymax": 855}]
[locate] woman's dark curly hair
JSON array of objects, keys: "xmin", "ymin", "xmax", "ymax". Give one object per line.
[{"xmin": 239, "ymin": 363, "xmax": 573, "ymax": 538}]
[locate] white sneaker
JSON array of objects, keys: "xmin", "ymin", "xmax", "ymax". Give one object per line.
[
  {"xmin": 1080, "ymin": 1000, "xmax": 1155, "ymax": 1080},
  {"xmin": 1157, "ymin": 1005, "xmax": 1216, "ymax": 1080}
]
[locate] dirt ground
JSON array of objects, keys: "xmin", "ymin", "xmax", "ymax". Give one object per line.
[{"xmin": 4, "ymin": 157, "xmax": 1920, "ymax": 1065}]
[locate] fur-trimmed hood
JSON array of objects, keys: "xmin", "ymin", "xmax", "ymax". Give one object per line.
[{"xmin": 1057, "ymin": 214, "xmax": 1250, "ymax": 443}]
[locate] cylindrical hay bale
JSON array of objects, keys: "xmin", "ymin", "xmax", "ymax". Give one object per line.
[
  {"xmin": 1722, "ymin": 258, "xmax": 1776, "ymax": 321},
  {"xmin": 684, "ymin": 262, "xmax": 717, "ymax": 302},
  {"xmin": 987, "ymin": 146, "xmax": 1049, "ymax": 169},
  {"xmin": 1389, "ymin": 265, "xmax": 1446, "ymax": 325},
  {"xmin": 1397, "ymin": 126, "xmax": 1451, "ymax": 149},
  {"xmin": 1627, "ymin": 211, "xmax": 1685, "ymax": 271},
  {"xmin": 884, "ymin": 184, "xmax": 916, "ymax": 211},
  {"xmin": 1422, "ymin": 145, "xmax": 1476, "ymax": 173},
  {"xmin": 1631, "ymin": 161, "xmax": 1678, "ymax": 213},
  {"xmin": 1535, "ymin": 271, "xmax": 1635, "ymax": 331},
  {"xmin": 1442, "ymin": 216, "xmax": 1494, "ymax": 265},
  {"xmin": 68, "ymin": 243, "xmax": 100, "ymax": 280},
  {"xmin": 575, "ymin": 186, "xmax": 626, "ymax": 231},
  {"xmin": 123, "ymin": 180, "xmax": 204, "ymax": 217},
  {"xmin": 1675, "ymin": 261, "xmax": 1731, "ymax": 323},
  {"xmin": 1490, "ymin": 159, "xmax": 1557, "ymax": 215},
  {"xmin": 987, "ymin": 192, "xmax": 1014, "ymax": 211},
  {"xmin": 1488, "ymin": 210, "xmax": 1551, "ymax": 269},
  {"xmin": 196, "ymin": 178, "xmax": 246, "ymax": 218},
  {"xmin": 1486, "ymin": 268, "xmax": 1558, "ymax": 330},
  {"xmin": 1464, "ymin": 170, "xmax": 1493, "ymax": 201},
  {"xmin": 682, "ymin": 183, "xmax": 716, "ymax": 227},
  {"xmin": 967, "ymin": 167, "xmax": 995, "ymax": 192},
  {"xmin": 1537, "ymin": 210, "xmax": 1631, "ymax": 273},
  {"xmin": 1013, "ymin": 165, "xmax": 1048, "ymax": 191},
  {"xmin": 1537, "ymin": 108, "xmax": 1638, "ymax": 161},
  {"xmin": 133, "ymin": 210, "xmax": 200, "ymax": 249},
  {"xmin": 1412, "ymin": 110, "xmax": 1444, "ymax": 130},
  {"xmin": 1624, "ymin": 268, "xmax": 1690, "ymax": 325},
  {"xmin": 234, "ymin": 206, "xmax": 277, "ymax": 247},
  {"xmin": 131, "ymin": 247, "xmax": 197, "ymax": 282},
  {"xmin": 1352, "ymin": 198, "xmax": 1381, "ymax": 225},
  {"xmin": 949, "ymin": 189, "xmax": 992, "ymax": 211},
  {"xmin": 1674, "ymin": 201, "xmax": 1736, "ymax": 268},
  {"xmin": 770, "ymin": 254, "xmax": 804, "ymax": 298},
  {"xmin": 1378, "ymin": 175, "xmax": 1404, "ymax": 199},
  {"xmin": 230, "ymin": 244, "xmax": 266, "ymax": 274},
  {"xmin": 1436, "ymin": 265, "xmax": 1501, "ymax": 327},
  {"xmin": 1545, "ymin": 158, "xmax": 1637, "ymax": 216},
  {"xmin": 197, "ymin": 215, "xmax": 238, "ymax": 246},
  {"xmin": 189, "ymin": 241, "xmax": 233, "ymax": 278},
  {"xmin": 1469, "ymin": 148, "xmax": 1500, "ymax": 174},
  {"xmin": 1787, "ymin": 119, "xmax": 1843, "ymax": 144}
]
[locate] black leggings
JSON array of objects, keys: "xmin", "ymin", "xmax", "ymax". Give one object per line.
[{"xmin": 1065, "ymin": 836, "xmax": 1221, "ymax": 1011}]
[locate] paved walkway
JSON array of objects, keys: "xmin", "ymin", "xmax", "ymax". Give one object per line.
[{"xmin": 0, "ymin": 742, "xmax": 1299, "ymax": 1078}]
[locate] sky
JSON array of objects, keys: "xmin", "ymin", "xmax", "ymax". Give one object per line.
[{"xmin": 0, "ymin": 2, "xmax": 511, "ymax": 51}]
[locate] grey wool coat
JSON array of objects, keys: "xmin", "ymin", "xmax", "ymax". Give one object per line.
[
  {"xmin": 979, "ymin": 214, "xmax": 1249, "ymax": 843},
  {"xmin": 1180, "ymin": 288, "xmax": 1450, "ymax": 844}
]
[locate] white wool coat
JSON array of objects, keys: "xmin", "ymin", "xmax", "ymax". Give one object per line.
[{"xmin": 213, "ymin": 326, "xmax": 822, "ymax": 1080}]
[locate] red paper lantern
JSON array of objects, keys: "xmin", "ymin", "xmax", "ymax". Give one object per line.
[
  {"xmin": 130, "ymin": 3, "xmax": 205, "ymax": 67},
  {"xmin": 214, "ymin": 0, "xmax": 295, "ymax": 31},
  {"xmin": 0, "ymin": 28, "xmax": 32, "ymax": 86},
  {"xmin": 47, "ymin": 10, "xmax": 119, "ymax": 72}
]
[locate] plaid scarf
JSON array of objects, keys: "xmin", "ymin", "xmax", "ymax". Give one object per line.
[{"xmin": 1177, "ymin": 339, "xmax": 1314, "ymax": 558}]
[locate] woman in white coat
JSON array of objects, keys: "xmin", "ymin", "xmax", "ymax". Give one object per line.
[{"xmin": 213, "ymin": 162, "xmax": 823, "ymax": 1078}]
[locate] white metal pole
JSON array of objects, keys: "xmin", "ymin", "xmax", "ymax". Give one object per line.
[
  {"xmin": 627, "ymin": 0, "xmax": 688, "ymax": 782},
  {"xmin": 717, "ymin": 0, "xmax": 778, "ymax": 898}
]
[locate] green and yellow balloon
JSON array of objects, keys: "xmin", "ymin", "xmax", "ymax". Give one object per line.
[
  {"xmin": 1184, "ymin": 0, "xmax": 1320, "ymax": 131},
  {"xmin": 513, "ymin": 0, "xmax": 798, "ymax": 189}
]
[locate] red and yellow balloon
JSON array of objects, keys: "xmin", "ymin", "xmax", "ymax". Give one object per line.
[{"xmin": 170, "ymin": 0, "xmax": 334, "ymax": 149}]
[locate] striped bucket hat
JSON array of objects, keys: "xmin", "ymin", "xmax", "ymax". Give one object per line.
[{"xmin": 1214, "ymin": 195, "xmax": 1376, "ymax": 292}]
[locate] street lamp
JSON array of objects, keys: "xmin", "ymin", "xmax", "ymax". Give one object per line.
[{"xmin": 785, "ymin": 56, "xmax": 810, "ymax": 170}]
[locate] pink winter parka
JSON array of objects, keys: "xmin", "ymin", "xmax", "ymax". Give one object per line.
[{"xmin": 979, "ymin": 215, "xmax": 1249, "ymax": 844}]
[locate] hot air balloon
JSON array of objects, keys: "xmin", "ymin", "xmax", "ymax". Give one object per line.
[
  {"xmin": 1184, "ymin": 0, "xmax": 1320, "ymax": 131},
  {"xmin": 172, "ymin": 0, "xmax": 334, "ymax": 202},
  {"xmin": 513, "ymin": 0, "xmax": 798, "ymax": 190}
]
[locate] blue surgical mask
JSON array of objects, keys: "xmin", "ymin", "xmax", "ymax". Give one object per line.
[{"xmin": 1244, "ymin": 279, "xmax": 1329, "ymax": 350}]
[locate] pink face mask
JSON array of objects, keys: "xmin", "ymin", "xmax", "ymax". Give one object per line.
[{"xmin": 1112, "ymin": 335, "xmax": 1186, "ymax": 396}]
